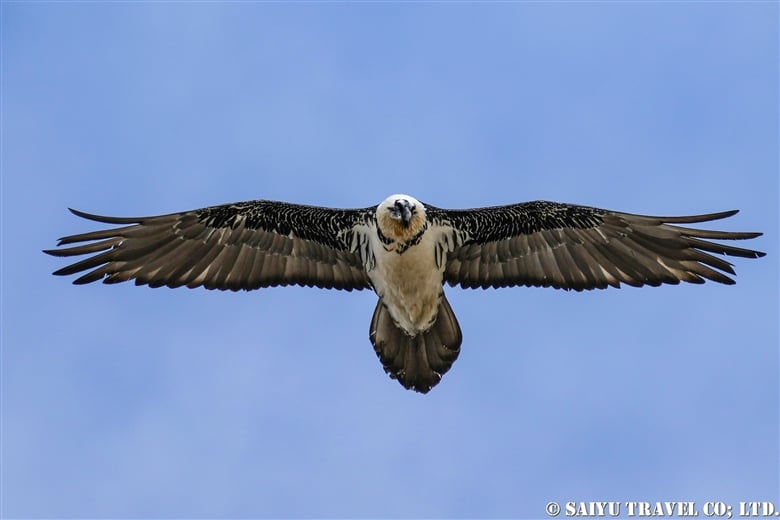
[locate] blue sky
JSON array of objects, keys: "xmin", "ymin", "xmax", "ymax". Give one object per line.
[{"xmin": 2, "ymin": 2, "xmax": 778, "ymax": 518}]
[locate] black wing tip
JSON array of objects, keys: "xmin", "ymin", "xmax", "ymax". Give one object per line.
[
  {"xmin": 718, "ymin": 209, "xmax": 739, "ymax": 219},
  {"xmin": 72, "ymin": 276, "xmax": 99, "ymax": 285},
  {"xmin": 68, "ymin": 207, "xmax": 95, "ymax": 219},
  {"xmin": 66, "ymin": 207, "xmax": 142, "ymax": 224},
  {"xmin": 647, "ymin": 209, "xmax": 740, "ymax": 223},
  {"xmin": 51, "ymin": 264, "xmax": 85, "ymax": 277}
]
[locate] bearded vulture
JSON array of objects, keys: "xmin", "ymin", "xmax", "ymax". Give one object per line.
[{"xmin": 44, "ymin": 195, "xmax": 765, "ymax": 393}]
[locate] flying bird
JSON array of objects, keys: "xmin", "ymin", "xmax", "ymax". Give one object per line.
[{"xmin": 44, "ymin": 195, "xmax": 765, "ymax": 393}]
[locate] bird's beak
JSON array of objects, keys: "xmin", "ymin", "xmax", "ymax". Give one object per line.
[
  {"xmin": 392, "ymin": 200, "xmax": 414, "ymax": 228},
  {"xmin": 400, "ymin": 205, "xmax": 412, "ymax": 227}
]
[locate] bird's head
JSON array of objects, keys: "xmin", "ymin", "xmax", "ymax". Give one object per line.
[{"xmin": 377, "ymin": 194, "xmax": 426, "ymax": 243}]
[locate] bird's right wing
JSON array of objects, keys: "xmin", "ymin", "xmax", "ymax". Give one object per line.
[{"xmin": 44, "ymin": 200, "xmax": 376, "ymax": 291}]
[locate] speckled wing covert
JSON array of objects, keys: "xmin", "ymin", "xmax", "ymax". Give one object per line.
[
  {"xmin": 43, "ymin": 201, "xmax": 375, "ymax": 291},
  {"xmin": 428, "ymin": 201, "xmax": 765, "ymax": 291}
]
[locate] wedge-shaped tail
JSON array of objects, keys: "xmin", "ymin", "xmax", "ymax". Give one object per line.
[{"xmin": 370, "ymin": 293, "xmax": 462, "ymax": 393}]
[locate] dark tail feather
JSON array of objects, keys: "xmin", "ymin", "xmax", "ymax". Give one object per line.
[{"xmin": 369, "ymin": 293, "xmax": 462, "ymax": 393}]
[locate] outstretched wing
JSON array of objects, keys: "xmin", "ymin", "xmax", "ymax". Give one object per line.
[
  {"xmin": 428, "ymin": 200, "xmax": 765, "ymax": 291},
  {"xmin": 44, "ymin": 200, "xmax": 375, "ymax": 291}
]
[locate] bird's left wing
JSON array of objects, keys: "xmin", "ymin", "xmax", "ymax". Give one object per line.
[
  {"xmin": 427, "ymin": 201, "xmax": 765, "ymax": 291},
  {"xmin": 44, "ymin": 200, "xmax": 375, "ymax": 291}
]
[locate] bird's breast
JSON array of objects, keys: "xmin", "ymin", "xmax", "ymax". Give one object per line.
[{"xmin": 367, "ymin": 231, "xmax": 444, "ymax": 335}]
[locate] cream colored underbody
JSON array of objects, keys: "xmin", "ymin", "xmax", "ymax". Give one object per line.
[{"xmin": 367, "ymin": 227, "xmax": 445, "ymax": 336}]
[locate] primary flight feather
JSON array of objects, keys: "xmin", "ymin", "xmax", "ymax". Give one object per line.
[{"xmin": 44, "ymin": 195, "xmax": 765, "ymax": 393}]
